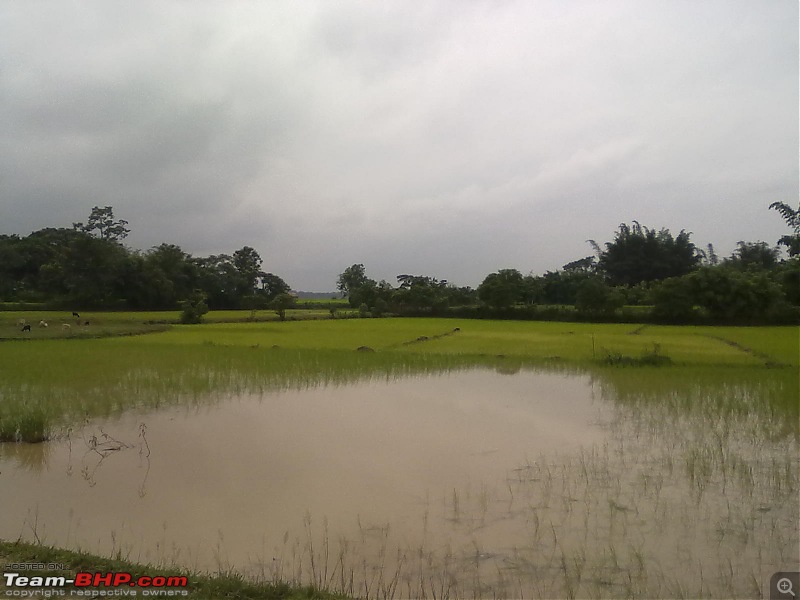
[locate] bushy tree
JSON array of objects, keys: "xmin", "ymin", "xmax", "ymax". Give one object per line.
[
  {"xmin": 337, "ymin": 264, "xmax": 380, "ymax": 308},
  {"xmin": 393, "ymin": 274, "xmax": 448, "ymax": 309},
  {"xmin": 650, "ymin": 277, "xmax": 696, "ymax": 322},
  {"xmin": 687, "ymin": 266, "xmax": 783, "ymax": 322},
  {"xmin": 478, "ymin": 269, "xmax": 524, "ymax": 309},
  {"xmin": 337, "ymin": 264, "xmax": 370, "ymax": 297},
  {"xmin": 180, "ymin": 290, "xmax": 209, "ymax": 324},
  {"xmin": 259, "ymin": 272, "xmax": 291, "ymax": 301},
  {"xmin": 537, "ymin": 270, "xmax": 593, "ymax": 305},
  {"xmin": 271, "ymin": 292, "xmax": 296, "ymax": 321},
  {"xmin": 593, "ymin": 222, "xmax": 700, "ymax": 286},
  {"xmin": 726, "ymin": 241, "xmax": 780, "ymax": 271},
  {"xmin": 574, "ymin": 278, "xmax": 624, "ymax": 317}
]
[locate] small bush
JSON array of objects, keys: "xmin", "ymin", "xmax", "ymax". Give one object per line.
[
  {"xmin": 180, "ymin": 291, "xmax": 209, "ymax": 324},
  {"xmin": 601, "ymin": 344, "xmax": 672, "ymax": 367}
]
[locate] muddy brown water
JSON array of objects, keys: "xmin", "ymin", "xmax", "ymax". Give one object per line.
[
  {"xmin": 0, "ymin": 371, "xmax": 604, "ymax": 559},
  {"xmin": 1, "ymin": 367, "xmax": 796, "ymax": 598}
]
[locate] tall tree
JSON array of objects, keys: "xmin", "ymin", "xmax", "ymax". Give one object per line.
[
  {"xmin": 769, "ymin": 201, "xmax": 800, "ymax": 256},
  {"xmin": 73, "ymin": 206, "xmax": 130, "ymax": 242},
  {"xmin": 726, "ymin": 241, "xmax": 780, "ymax": 271},
  {"xmin": 478, "ymin": 269, "xmax": 524, "ymax": 309},
  {"xmin": 594, "ymin": 222, "xmax": 700, "ymax": 286},
  {"xmin": 337, "ymin": 264, "xmax": 370, "ymax": 297},
  {"xmin": 259, "ymin": 272, "xmax": 291, "ymax": 301}
]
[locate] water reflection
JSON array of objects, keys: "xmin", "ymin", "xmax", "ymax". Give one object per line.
[{"xmin": 0, "ymin": 363, "xmax": 796, "ymax": 598}]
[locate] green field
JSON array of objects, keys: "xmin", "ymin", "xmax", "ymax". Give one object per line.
[
  {"xmin": 1, "ymin": 313, "xmax": 796, "ymax": 443},
  {"xmin": 3, "ymin": 311, "xmax": 796, "ymax": 367},
  {"xmin": 107, "ymin": 316, "xmax": 799, "ymax": 366}
]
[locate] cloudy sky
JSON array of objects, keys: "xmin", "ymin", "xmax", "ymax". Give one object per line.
[{"xmin": 1, "ymin": 1, "xmax": 797, "ymax": 291}]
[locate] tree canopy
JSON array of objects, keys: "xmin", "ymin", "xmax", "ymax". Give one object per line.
[{"xmin": 593, "ymin": 222, "xmax": 700, "ymax": 286}]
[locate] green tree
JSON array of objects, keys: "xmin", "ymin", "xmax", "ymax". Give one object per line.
[
  {"xmin": 337, "ymin": 264, "xmax": 370, "ymax": 297},
  {"xmin": 232, "ymin": 246, "xmax": 263, "ymax": 297},
  {"xmin": 337, "ymin": 264, "xmax": 381, "ymax": 308},
  {"xmin": 140, "ymin": 244, "xmax": 198, "ymax": 308},
  {"xmin": 688, "ymin": 266, "xmax": 783, "ymax": 322},
  {"xmin": 0, "ymin": 235, "xmax": 25, "ymax": 299},
  {"xmin": 574, "ymin": 278, "xmax": 624, "ymax": 318},
  {"xmin": 180, "ymin": 290, "xmax": 209, "ymax": 324},
  {"xmin": 194, "ymin": 254, "xmax": 241, "ymax": 309},
  {"xmin": 393, "ymin": 274, "xmax": 448, "ymax": 309},
  {"xmin": 650, "ymin": 277, "xmax": 696, "ymax": 322},
  {"xmin": 73, "ymin": 206, "xmax": 130, "ymax": 241},
  {"xmin": 769, "ymin": 201, "xmax": 800, "ymax": 256},
  {"xmin": 271, "ymin": 292, "xmax": 296, "ymax": 321},
  {"xmin": 593, "ymin": 222, "xmax": 700, "ymax": 286},
  {"xmin": 37, "ymin": 231, "xmax": 131, "ymax": 307},
  {"xmin": 259, "ymin": 272, "xmax": 291, "ymax": 301},
  {"xmin": 726, "ymin": 241, "xmax": 780, "ymax": 271},
  {"xmin": 537, "ymin": 270, "xmax": 593, "ymax": 305},
  {"xmin": 478, "ymin": 269, "xmax": 524, "ymax": 309}
]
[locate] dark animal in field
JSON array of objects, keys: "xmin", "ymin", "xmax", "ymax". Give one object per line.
[
  {"xmin": 72, "ymin": 312, "xmax": 80, "ymax": 318},
  {"xmin": 21, "ymin": 324, "xmax": 31, "ymax": 332},
  {"xmin": 84, "ymin": 321, "xmax": 90, "ymax": 326}
]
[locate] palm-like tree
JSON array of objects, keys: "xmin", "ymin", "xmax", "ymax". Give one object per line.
[{"xmin": 769, "ymin": 201, "xmax": 800, "ymax": 256}]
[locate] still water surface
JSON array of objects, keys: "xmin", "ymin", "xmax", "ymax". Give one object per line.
[{"xmin": 1, "ymin": 366, "xmax": 796, "ymax": 598}]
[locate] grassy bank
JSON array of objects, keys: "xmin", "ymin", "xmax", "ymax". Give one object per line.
[{"xmin": 0, "ymin": 540, "xmax": 341, "ymax": 599}]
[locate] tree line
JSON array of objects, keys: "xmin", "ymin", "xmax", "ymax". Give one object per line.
[
  {"xmin": 336, "ymin": 203, "xmax": 799, "ymax": 324},
  {"xmin": 1, "ymin": 203, "xmax": 797, "ymax": 324},
  {"xmin": 0, "ymin": 206, "xmax": 292, "ymax": 313}
]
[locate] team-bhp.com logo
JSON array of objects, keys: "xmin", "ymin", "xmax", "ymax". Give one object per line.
[{"xmin": 3, "ymin": 571, "xmax": 189, "ymax": 597}]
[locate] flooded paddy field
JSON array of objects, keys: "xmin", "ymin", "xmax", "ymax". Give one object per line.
[{"xmin": 1, "ymin": 356, "xmax": 797, "ymax": 599}]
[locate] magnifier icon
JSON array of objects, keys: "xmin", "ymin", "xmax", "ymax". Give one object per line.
[{"xmin": 778, "ymin": 578, "xmax": 796, "ymax": 598}]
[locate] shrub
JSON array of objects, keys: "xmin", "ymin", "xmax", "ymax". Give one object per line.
[{"xmin": 180, "ymin": 290, "xmax": 209, "ymax": 324}]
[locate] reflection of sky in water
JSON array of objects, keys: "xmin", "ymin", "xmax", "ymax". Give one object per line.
[
  {"xmin": 0, "ymin": 370, "xmax": 604, "ymax": 562},
  {"xmin": 0, "ymin": 366, "xmax": 796, "ymax": 598}
]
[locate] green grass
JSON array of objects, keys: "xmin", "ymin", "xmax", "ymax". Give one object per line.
[
  {"xmin": 110, "ymin": 318, "xmax": 798, "ymax": 366},
  {"xmin": 4, "ymin": 311, "xmax": 796, "ymax": 368}
]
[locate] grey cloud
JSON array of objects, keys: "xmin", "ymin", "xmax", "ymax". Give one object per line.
[{"xmin": 1, "ymin": 0, "xmax": 796, "ymax": 290}]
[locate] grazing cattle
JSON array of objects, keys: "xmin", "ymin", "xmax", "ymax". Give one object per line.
[
  {"xmin": 21, "ymin": 324, "xmax": 31, "ymax": 332},
  {"xmin": 72, "ymin": 312, "xmax": 80, "ymax": 318},
  {"xmin": 39, "ymin": 320, "xmax": 48, "ymax": 328},
  {"xmin": 84, "ymin": 321, "xmax": 90, "ymax": 326},
  {"xmin": 62, "ymin": 323, "xmax": 71, "ymax": 331}
]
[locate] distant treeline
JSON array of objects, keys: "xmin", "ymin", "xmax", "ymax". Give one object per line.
[
  {"xmin": 0, "ymin": 207, "xmax": 291, "ymax": 311},
  {"xmin": 1, "ymin": 204, "xmax": 798, "ymax": 324},
  {"xmin": 335, "ymin": 205, "xmax": 799, "ymax": 325}
]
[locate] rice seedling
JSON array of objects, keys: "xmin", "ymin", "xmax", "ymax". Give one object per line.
[{"xmin": 0, "ymin": 318, "xmax": 796, "ymax": 598}]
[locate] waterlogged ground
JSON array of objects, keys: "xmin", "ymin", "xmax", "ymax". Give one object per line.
[{"xmin": 1, "ymin": 365, "xmax": 797, "ymax": 598}]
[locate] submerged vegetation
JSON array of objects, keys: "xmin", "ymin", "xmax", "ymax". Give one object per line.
[
  {"xmin": 0, "ymin": 316, "xmax": 797, "ymax": 443},
  {"xmin": 0, "ymin": 316, "xmax": 797, "ymax": 598}
]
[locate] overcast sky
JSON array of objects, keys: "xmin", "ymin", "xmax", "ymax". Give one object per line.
[{"xmin": 1, "ymin": 1, "xmax": 797, "ymax": 291}]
